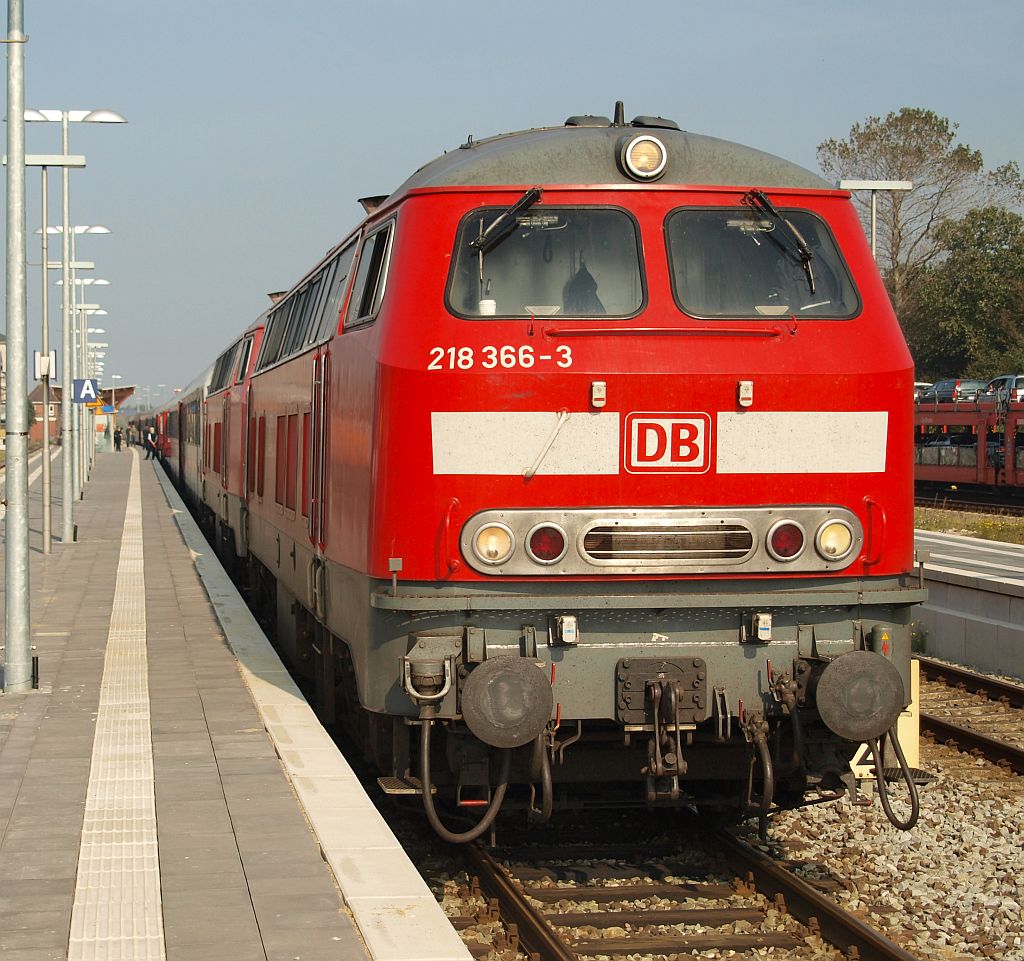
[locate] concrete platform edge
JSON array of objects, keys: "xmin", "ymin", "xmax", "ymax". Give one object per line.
[{"xmin": 150, "ymin": 465, "xmax": 471, "ymax": 961}]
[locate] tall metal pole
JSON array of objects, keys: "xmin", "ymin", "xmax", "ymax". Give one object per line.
[
  {"xmin": 870, "ymin": 190, "xmax": 878, "ymax": 261},
  {"xmin": 60, "ymin": 114, "xmax": 74, "ymax": 541},
  {"xmin": 70, "ymin": 235, "xmax": 81, "ymax": 499},
  {"xmin": 40, "ymin": 166, "xmax": 52, "ymax": 552},
  {"xmin": 5, "ymin": 0, "xmax": 31, "ymax": 691}
]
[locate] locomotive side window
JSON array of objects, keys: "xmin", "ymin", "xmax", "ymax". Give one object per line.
[
  {"xmin": 345, "ymin": 222, "xmax": 395, "ymax": 329},
  {"xmin": 210, "ymin": 342, "xmax": 239, "ymax": 394},
  {"xmin": 235, "ymin": 337, "xmax": 253, "ymax": 383},
  {"xmin": 447, "ymin": 207, "xmax": 644, "ymax": 318},
  {"xmin": 311, "ymin": 242, "xmax": 356, "ymax": 342},
  {"xmin": 281, "ymin": 281, "xmax": 316, "ymax": 357},
  {"xmin": 665, "ymin": 208, "xmax": 860, "ymax": 319},
  {"xmin": 257, "ymin": 306, "xmax": 288, "ymax": 372}
]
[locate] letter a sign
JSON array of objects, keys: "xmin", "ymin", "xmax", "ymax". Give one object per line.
[{"xmin": 73, "ymin": 378, "xmax": 100, "ymax": 404}]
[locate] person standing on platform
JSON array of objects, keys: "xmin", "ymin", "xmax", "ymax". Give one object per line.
[
  {"xmin": 144, "ymin": 425, "xmax": 158, "ymax": 460},
  {"xmin": 114, "ymin": 427, "xmax": 123, "ymax": 451}
]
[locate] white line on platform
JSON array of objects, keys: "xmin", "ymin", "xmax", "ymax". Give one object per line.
[{"xmin": 68, "ymin": 450, "xmax": 166, "ymax": 961}]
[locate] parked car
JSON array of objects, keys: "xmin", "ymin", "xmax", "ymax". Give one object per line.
[
  {"xmin": 923, "ymin": 433, "xmax": 976, "ymax": 446},
  {"xmin": 919, "ymin": 378, "xmax": 987, "ymax": 403},
  {"xmin": 981, "ymin": 374, "xmax": 1024, "ymax": 403},
  {"xmin": 914, "ymin": 381, "xmax": 932, "ymax": 401}
]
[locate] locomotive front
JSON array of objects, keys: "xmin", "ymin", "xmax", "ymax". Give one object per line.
[{"xmin": 363, "ymin": 110, "xmax": 926, "ymax": 840}]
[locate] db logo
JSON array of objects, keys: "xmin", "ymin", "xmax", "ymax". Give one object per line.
[{"xmin": 624, "ymin": 413, "xmax": 711, "ymax": 473}]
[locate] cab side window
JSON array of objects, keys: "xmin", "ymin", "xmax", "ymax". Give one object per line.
[{"xmin": 345, "ymin": 222, "xmax": 394, "ymax": 329}]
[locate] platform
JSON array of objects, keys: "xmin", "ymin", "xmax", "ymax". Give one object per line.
[
  {"xmin": 915, "ymin": 529, "xmax": 1024, "ymax": 676},
  {"xmin": 0, "ymin": 447, "xmax": 470, "ymax": 961}
]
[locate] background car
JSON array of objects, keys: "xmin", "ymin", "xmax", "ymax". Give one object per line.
[
  {"xmin": 982, "ymin": 374, "xmax": 1024, "ymax": 402},
  {"xmin": 923, "ymin": 432, "xmax": 976, "ymax": 446},
  {"xmin": 914, "ymin": 381, "xmax": 932, "ymax": 401},
  {"xmin": 919, "ymin": 378, "xmax": 987, "ymax": 402}
]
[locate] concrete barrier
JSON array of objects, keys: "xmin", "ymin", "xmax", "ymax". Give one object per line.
[{"xmin": 916, "ymin": 560, "xmax": 1024, "ymax": 676}]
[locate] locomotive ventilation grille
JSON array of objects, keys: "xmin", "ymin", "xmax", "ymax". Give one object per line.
[
  {"xmin": 583, "ymin": 524, "xmax": 753, "ymax": 561},
  {"xmin": 460, "ymin": 507, "xmax": 864, "ymax": 576}
]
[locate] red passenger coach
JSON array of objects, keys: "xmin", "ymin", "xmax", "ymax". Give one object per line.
[
  {"xmin": 198, "ymin": 320, "xmax": 265, "ymax": 563},
  {"xmin": 166, "ymin": 106, "xmax": 926, "ymax": 841}
]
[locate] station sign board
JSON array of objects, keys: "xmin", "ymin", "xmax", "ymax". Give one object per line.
[{"xmin": 72, "ymin": 379, "xmax": 100, "ymax": 404}]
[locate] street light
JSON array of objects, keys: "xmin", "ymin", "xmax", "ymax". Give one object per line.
[
  {"xmin": 839, "ymin": 179, "xmax": 914, "ymax": 261},
  {"xmin": 5, "ymin": 2, "xmax": 30, "ymax": 691},
  {"xmin": 75, "ymin": 306, "xmax": 107, "ymax": 472},
  {"xmin": 25, "ymin": 108, "xmax": 125, "ymax": 542},
  {"xmin": 109, "ymin": 374, "xmax": 122, "ymax": 452}
]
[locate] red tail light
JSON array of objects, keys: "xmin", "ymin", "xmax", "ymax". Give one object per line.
[
  {"xmin": 767, "ymin": 521, "xmax": 805, "ymax": 561},
  {"xmin": 528, "ymin": 525, "xmax": 567, "ymax": 564}
]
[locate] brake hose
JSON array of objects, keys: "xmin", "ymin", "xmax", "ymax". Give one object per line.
[
  {"xmin": 419, "ymin": 711, "xmax": 511, "ymax": 843},
  {"xmin": 529, "ymin": 734, "xmax": 553, "ymax": 822},
  {"xmin": 753, "ymin": 729, "xmax": 776, "ymax": 815},
  {"xmin": 868, "ymin": 726, "xmax": 920, "ymax": 830}
]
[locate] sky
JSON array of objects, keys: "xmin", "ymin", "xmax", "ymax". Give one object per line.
[{"xmin": 3, "ymin": 0, "xmax": 1023, "ymax": 404}]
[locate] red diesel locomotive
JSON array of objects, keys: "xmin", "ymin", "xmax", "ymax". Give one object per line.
[{"xmin": 160, "ymin": 105, "xmax": 925, "ymax": 841}]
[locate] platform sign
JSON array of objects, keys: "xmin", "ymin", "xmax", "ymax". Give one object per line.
[{"xmin": 72, "ymin": 378, "xmax": 100, "ymax": 404}]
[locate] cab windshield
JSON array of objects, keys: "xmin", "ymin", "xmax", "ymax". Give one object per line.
[
  {"xmin": 665, "ymin": 207, "xmax": 860, "ymax": 319},
  {"xmin": 448, "ymin": 207, "xmax": 644, "ymax": 318}
]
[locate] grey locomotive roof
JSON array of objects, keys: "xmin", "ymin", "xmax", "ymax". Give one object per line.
[{"xmin": 389, "ymin": 120, "xmax": 831, "ymax": 198}]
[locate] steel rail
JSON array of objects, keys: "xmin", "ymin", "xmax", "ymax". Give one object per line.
[
  {"xmin": 917, "ymin": 656, "xmax": 1024, "ymax": 709},
  {"xmin": 715, "ymin": 830, "xmax": 923, "ymax": 961},
  {"xmin": 466, "ymin": 835, "xmax": 925, "ymax": 961},
  {"xmin": 921, "ymin": 713, "xmax": 1024, "ymax": 774},
  {"xmin": 464, "ymin": 842, "xmax": 578, "ymax": 961},
  {"xmin": 914, "ymin": 495, "xmax": 1024, "ymax": 517}
]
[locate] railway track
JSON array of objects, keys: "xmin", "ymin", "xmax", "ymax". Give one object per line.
[
  {"xmin": 453, "ymin": 829, "xmax": 921, "ymax": 961},
  {"xmin": 918, "ymin": 656, "xmax": 1024, "ymax": 775},
  {"xmin": 914, "ymin": 494, "xmax": 1024, "ymax": 516}
]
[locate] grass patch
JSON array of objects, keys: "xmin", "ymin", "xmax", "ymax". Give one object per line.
[{"xmin": 915, "ymin": 506, "xmax": 1024, "ymax": 545}]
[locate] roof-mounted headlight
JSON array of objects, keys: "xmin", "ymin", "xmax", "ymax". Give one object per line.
[{"xmin": 619, "ymin": 134, "xmax": 668, "ymax": 181}]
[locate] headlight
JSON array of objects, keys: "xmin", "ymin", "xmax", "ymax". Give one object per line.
[
  {"xmin": 472, "ymin": 523, "xmax": 514, "ymax": 565},
  {"xmin": 816, "ymin": 519, "xmax": 854, "ymax": 561},
  {"xmin": 766, "ymin": 520, "xmax": 805, "ymax": 561},
  {"xmin": 619, "ymin": 134, "xmax": 668, "ymax": 181}
]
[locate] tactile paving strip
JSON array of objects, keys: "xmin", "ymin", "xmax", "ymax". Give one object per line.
[{"xmin": 68, "ymin": 453, "xmax": 166, "ymax": 961}]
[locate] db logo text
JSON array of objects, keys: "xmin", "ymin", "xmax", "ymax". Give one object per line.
[{"xmin": 624, "ymin": 413, "xmax": 711, "ymax": 473}]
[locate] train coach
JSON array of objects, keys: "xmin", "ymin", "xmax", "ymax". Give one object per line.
[
  {"xmin": 158, "ymin": 104, "xmax": 926, "ymax": 841},
  {"xmin": 915, "ymin": 394, "xmax": 1024, "ymax": 492}
]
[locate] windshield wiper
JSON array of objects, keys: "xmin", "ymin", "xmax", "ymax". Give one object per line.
[
  {"xmin": 744, "ymin": 189, "xmax": 816, "ymax": 296},
  {"xmin": 468, "ymin": 187, "xmax": 543, "ymax": 254}
]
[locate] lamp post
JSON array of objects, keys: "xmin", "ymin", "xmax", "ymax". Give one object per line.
[
  {"xmin": 25, "ymin": 108, "xmax": 125, "ymax": 543},
  {"xmin": 109, "ymin": 374, "xmax": 122, "ymax": 451},
  {"xmin": 4, "ymin": 0, "xmax": 30, "ymax": 691},
  {"xmin": 57, "ymin": 279, "xmax": 109, "ymax": 490},
  {"xmin": 75, "ymin": 309, "xmax": 107, "ymax": 470},
  {"xmin": 838, "ymin": 179, "xmax": 914, "ymax": 261}
]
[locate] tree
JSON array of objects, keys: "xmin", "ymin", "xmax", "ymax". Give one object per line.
[
  {"xmin": 818, "ymin": 109, "xmax": 1022, "ymax": 318},
  {"xmin": 903, "ymin": 206, "xmax": 1024, "ymax": 379}
]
